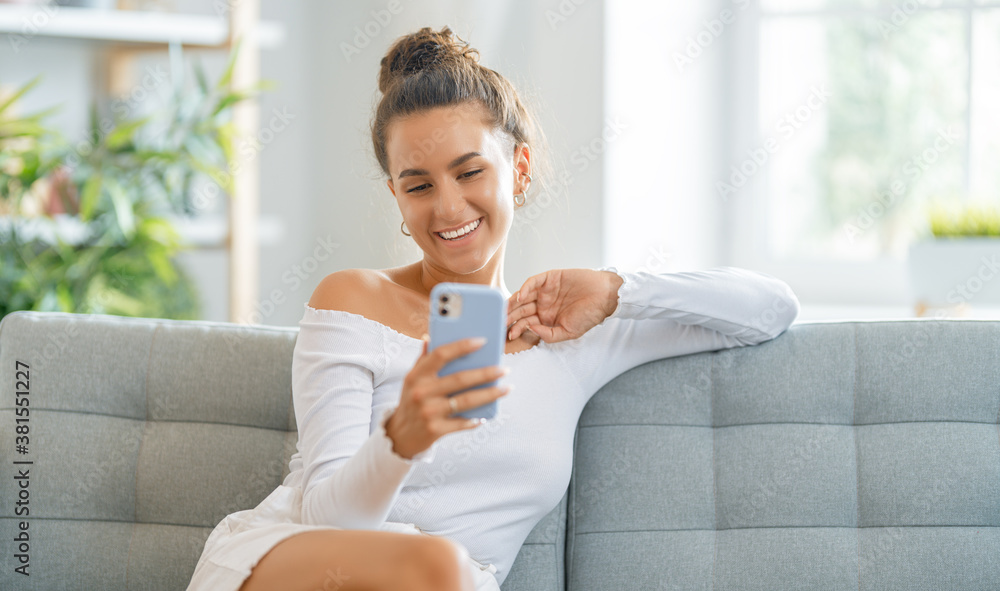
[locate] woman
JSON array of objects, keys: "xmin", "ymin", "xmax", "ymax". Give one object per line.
[{"xmin": 187, "ymin": 25, "xmax": 799, "ymax": 591}]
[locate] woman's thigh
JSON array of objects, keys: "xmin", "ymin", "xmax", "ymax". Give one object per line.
[{"xmin": 238, "ymin": 528, "xmax": 474, "ymax": 591}]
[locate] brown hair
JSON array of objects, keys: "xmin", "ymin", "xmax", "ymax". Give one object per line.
[{"xmin": 370, "ymin": 25, "xmax": 553, "ymax": 207}]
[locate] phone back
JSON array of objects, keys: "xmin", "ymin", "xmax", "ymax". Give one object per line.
[{"xmin": 428, "ymin": 282, "xmax": 506, "ymax": 421}]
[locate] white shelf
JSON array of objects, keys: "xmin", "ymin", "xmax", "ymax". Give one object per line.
[
  {"xmin": 0, "ymin": 213, "xmax": 285, "ymax": 247},
  {"xmin": 0, "ymin": 5, "xmax": 284, "ymax": 48}
]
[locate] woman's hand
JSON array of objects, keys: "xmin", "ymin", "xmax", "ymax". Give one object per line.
[
  {"xmin": 506, "ymin": 269, "xmax": 624, "ymax": 343},
  {"xmin": 385, "ymin": 336, "xmax": 511, "ymax": 460}
]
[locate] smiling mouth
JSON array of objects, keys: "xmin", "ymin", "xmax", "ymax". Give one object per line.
[{"xmin": 435, "ymin": 217, "xmax": 483, "ymax": 242}]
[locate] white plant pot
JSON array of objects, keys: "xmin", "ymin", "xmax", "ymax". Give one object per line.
[{"xmin": 907, "ymin": 238, "xmax": 1000, "ymax": 306}]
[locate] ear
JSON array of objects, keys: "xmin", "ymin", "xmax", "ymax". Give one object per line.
[{"xmin": 512, "ymin": 142, "xmax": 531, "ymax": 187}]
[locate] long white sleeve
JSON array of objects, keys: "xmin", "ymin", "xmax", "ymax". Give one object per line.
[
  {"xmin": 292, "ymin": 306, "xmax": 436, "ymax": 529},
  {"xmin": 558, "ymin": 266, "xmax": 800, "ymax": 394}
]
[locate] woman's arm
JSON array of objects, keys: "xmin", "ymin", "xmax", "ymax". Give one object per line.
[
  {"xmin": 294, "ymin": 300, "xmax": 435, "ymax": 530},
  {"xmin": 556, "ymin": 266, "xmax": 799, "ymax": 395}
]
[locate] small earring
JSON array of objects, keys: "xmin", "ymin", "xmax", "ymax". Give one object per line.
[
  {"xmin": 514, "ymin": 172, "xmax": 531, "ymax": 208},
  {"xmin": 401, "ymin": 221, "xmax": 411, "ymax": 236}
]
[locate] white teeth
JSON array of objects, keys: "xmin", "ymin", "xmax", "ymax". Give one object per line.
[{"xmin": 438, "ymin": 218, "xmax": 481, "ymax": 240}]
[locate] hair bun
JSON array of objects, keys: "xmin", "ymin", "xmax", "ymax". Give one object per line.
[{"xmin": 378, "ymin": 26, "xmax": 479, "ymax": 93}]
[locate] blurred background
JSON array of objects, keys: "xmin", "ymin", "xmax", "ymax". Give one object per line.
[{"xmin": 2, "ymin": 0, "xmax": 999, "ymax": 327}]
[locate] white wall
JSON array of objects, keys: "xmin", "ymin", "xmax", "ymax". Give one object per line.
[{"xmin": 604, "ymin": 0, "xmax": 729, "ymax": 275}]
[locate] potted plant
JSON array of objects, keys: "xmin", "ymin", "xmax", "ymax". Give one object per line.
[
  {"xmin": 0, "ymin": 45, "xmax": 268, "ymax": 320},
  {"xmin": 907, "ymin": 199, "xmax": 1000, "ymax": 314}
]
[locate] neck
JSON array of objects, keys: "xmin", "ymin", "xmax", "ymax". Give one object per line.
[{"xmin": 416, "ymin": 253, "xmax": 511, "ymax": 301}]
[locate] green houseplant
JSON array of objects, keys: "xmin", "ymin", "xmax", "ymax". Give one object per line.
[
  {"xmin": 0, "ymin": 46, "xmax": 267, "ymax": 320},
  {"xmin": 906, "ymin": 199, "xmax": 1000, "ymax": 312},
  {"xmin": 926, "ymin": 201, "xmax": 1000, "ymax": 238}
]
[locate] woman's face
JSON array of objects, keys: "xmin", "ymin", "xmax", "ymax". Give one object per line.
[{"xmin": 385, "ymin": 103, "xmax": 524, "ymax": 275}]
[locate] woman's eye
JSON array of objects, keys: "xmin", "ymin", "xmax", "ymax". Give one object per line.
[{"xmin": 406, "ymin": 170, "xmax": 481, "ymax": 193}]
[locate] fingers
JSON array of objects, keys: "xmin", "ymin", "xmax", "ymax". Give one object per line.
[
  {"xmin": 508, "ymin": 273, "xmax": 545, "ymax": 316},
  {"xmin": 506, "ymin": 302, "xmax": 537, "ymax": 339},
  {"xmin": 402, "ymin": 336, "xmax": 510, "ymax": 452},
  {"xmin": 511, "ymin": 317, "xmax": 571, "ymax": 342},
  {"xmin": 441, "ymin": 384, "xmax": 512, "ymax": 433},
  {"xmin": 418, "ymin": 336, "xmax": 486, "ymax": 375},
  {"xmin": 437, "ymin": 364, "xmax": 509, "ymax": 397},
  {"xmin": 456, "ymin": 384, "xmax": 512, "ymax": 414},
  {"xmin": 529, "ymin": 322, "xmax": 557, "ymax": 341},
  {"xmin": 506, "ymin": 291, "xmax": 520, "ymax": 317},
  {"xmin": 407, "ymin": 337, "xmax": 486, "ymax": 402},
  {"xmin": 509, "ymin": 314, "xmax": 540, "ymax": 341},
  {"xmin": 518, "ymin": 274, "xmax": 545, "ymax": 305}
]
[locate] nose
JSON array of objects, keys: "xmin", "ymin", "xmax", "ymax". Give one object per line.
[{"xmin": 434, "ymin": 180, "xmax": 468, "ymax": 223}]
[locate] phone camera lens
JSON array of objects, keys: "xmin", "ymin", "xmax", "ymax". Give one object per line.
[
  {"xmin": 441, "ymin": 295, "xmax": 449, "ymax": 303},
  {"xmin": 441, "ymin": 308, "xmax": 449, "ymax": 315}
]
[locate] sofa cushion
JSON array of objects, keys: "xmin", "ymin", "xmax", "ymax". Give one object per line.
[
  {"xmin": 0, "ymin": 310, "xmax": 567, "ymax": 591},
  {"xmin": 0, "ymin": 312, "xmax": 300, "ymax": 591},
  {"xmin": 567, "ymin": 321, "xmax": 1000, "ymax": 590}
]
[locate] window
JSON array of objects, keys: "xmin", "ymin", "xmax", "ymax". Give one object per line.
[{"xmin": 728, "ymin": 0, "xmax": 1000, "ymax": 303}]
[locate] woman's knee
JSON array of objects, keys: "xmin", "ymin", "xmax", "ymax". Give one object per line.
[
  {"xmin": 401, "ymin": 536, "xmax": 474, "ymax": 591},
  {"xmin": 238, "ymin": 529, "xmax": 474, "ymax": 591}
]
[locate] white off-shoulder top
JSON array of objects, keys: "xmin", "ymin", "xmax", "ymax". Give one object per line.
[{"xmin": 191, "ymin": 266, "xmax": 799, "ymax": 590}]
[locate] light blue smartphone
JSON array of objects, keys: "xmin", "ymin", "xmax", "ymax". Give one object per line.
[{"xmin": 428, "ymin": 282, "xmax": 506, "ymax": 421}]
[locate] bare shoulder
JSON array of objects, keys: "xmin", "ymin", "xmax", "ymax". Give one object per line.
[
  {"xmin": 307, "ymin": 269, "xmax": 381, "ymax": 314},
  {"xmin": 307, "ymin": 267, "xmax": 427, "ymax": 339}
]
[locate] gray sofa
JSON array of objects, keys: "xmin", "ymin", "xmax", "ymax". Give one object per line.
[{"xmin": 1, "ymin": 310, "xmax": 999, "ymax": 590}]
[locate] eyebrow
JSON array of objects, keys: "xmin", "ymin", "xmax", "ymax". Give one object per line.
[{"xmin": 397, "ymin": 152, "xmax": 482, "ymax": 179}]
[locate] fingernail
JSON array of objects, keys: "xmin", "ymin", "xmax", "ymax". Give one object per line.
[
  {"xmin": 508, "ymin": 330, "xmax": 513, "ymax": 341},
  {"xmin": 471, "ymin": 337, "xmax": 487, "ymax": 346},
  {"xmin": 421, "ymin": 333, "xmax": 428, "ymax": 341}
]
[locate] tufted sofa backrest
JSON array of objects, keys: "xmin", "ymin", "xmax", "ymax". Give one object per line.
[
  {"xmin": 4, "ymin": 312, "xmax": 998, "ymax": 591},
  {"xmin": 0, "ymin": 311, "xmax": 566, "ymax": 591},
  {"xmin": 0, "ymin": 311, "xmax": 301, "ymax": 590},
  {"xmin": 566, "ymin": 321, "xmax": 1000, "ymax": 590}
]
